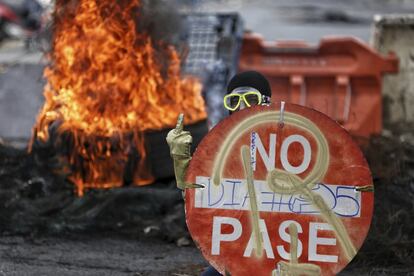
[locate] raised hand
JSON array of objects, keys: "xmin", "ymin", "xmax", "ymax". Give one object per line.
[
  {"xmin": 166, "ymin": 113, "xmax": 193, "ymax": 157},
  {"xmin": 166, "ymin": 114, "xmax": 203, "ymax": 189}
]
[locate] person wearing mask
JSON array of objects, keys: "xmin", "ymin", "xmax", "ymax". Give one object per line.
[{"xmin": 167, "ymin": 70, "xmax": 272, "ymax": 276}]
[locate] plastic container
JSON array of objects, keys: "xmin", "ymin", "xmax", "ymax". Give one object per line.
[{"xmin": 239, "ymin": 33, "xmax": 399, "ymax": 138}]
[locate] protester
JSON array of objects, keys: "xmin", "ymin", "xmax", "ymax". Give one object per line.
[{"xmin": 167, "ymin": 70, "xmax": 272, "ymax": 275}]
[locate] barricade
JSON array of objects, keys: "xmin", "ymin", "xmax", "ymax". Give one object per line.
[{"xmin": 239, "ymin": 33, "xmax": 399, "ymax": 137}]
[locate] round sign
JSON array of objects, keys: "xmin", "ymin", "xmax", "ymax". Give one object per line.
[{"xmin": 185, "ymin": 103, "xmax": 374, "ymax": 276}]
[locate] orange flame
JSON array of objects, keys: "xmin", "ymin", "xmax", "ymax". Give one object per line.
[{"xmin": 31, "ymin": 0, "xmax": 207, "ymax": 195}]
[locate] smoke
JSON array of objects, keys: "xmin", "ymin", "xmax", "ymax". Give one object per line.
[
  {"xmin": 136, "ymin": 0, "xmax": 187, "ymax": 76},
  {"xmin": 136, "ymin": 0, "xmax": 184, "ymax": 47}
]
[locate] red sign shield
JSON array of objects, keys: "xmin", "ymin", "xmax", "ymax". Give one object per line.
[{"xmin": 185, "ymin": 103, "xmax": 374, "ymax": 276}]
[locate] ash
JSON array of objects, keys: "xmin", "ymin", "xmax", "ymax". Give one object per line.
[
  {"xmin": 0, "ymin": 141, "xmax": 189, "ymax": 243},
  {"xmin": 341, "ymin": 124, "xmax": 414, "ymax": 275}
]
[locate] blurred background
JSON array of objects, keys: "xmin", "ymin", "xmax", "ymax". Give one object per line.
[{"xmin": 1, "ymin": 0, "xmax": 414, "ymax": 141}]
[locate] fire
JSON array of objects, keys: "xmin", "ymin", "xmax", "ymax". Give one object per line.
[{"xmin": 31, "ymin": 0, "xmax": 207, "ymax": 195}]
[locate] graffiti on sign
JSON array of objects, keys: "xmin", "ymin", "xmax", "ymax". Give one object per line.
[{"xmin": 185, "ymin": 103, "xmax": 374, "ymax": 276}]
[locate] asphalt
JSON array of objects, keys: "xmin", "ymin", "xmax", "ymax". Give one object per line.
[{"xmin": 0, "ymin": 235, "xmax": 207, "ymax": 276}]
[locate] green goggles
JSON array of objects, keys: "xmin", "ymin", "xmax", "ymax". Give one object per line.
[{"xmin": 223, "ymin": 91, "xmax": 263, "ymax": 111}]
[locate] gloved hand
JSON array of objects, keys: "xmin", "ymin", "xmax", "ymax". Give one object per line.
[{"xmin": 166, "ymin": 114, "xmax": 203, "ymax": 190}]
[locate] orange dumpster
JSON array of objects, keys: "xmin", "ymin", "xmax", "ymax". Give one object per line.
[{"xmin": 239, "ymin": 33, "xmax": 399, "ymax": 138}]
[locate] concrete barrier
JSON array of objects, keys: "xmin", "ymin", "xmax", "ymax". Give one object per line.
[{"xmin": 372, "ymin": 14, "xmax": 414, "ymax": 124}]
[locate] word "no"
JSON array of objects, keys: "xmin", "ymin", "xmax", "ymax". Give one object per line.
[{"xmin": 250, "ymin": 132, "xmax": 311, "ymax": 174}]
